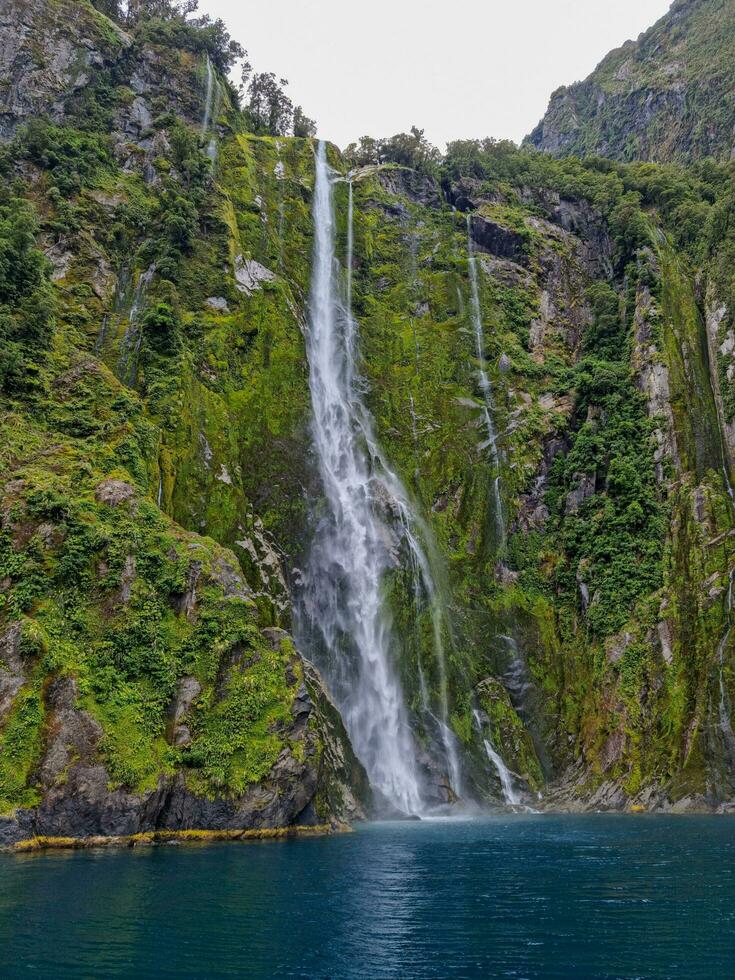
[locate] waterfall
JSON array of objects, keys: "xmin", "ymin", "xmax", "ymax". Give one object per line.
[
  {"xmin": 298, "ymin": 142, "xmax": 424, "ymax": 815},
  {"xmin": 298, "ymin": 143, "xmax": 467, "ymax": 814},
  {"xmin": 467, "ymin": 217, "xmax": 505, "ymax": 548},
  {"xmin": 472, "ymin": 710, "xmax": 520, "ymax": 807},
  {"xmin": 117, "ymin": 264, "xmax": 155, "ymax": 385},
  {"xmin": 201, "ymin": 55, "xmax": 214, "ymax": 138},
  {"xmin": 200, "ymin": 55, "xmax": 220, "ymax": 162}
]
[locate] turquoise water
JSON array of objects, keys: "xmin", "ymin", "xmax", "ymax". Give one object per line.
[{"xmin": 2, "ymin": 815, "xmax": 735, "ymax": 978}]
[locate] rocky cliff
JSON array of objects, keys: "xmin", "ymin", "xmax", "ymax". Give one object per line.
[
  {"xmin": 2, "ymin": 0, "xmax": 735, "ymax": 843},
  {"xmin": 527, "ymin": 0, "xmax": 735, "ymax": 163}
]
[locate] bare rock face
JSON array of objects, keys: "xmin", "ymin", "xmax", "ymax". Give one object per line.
[
  {"xmin": 0, "ymin": 0, "xmax": 130, "ymax": 139},
  {"xmin": 0, "ymin": 623, "xmax": 25, "ymax": 722},
  {"xmin": 95, "ymin": 479, "xmax": 136, "ymax": 507},
  {"xmin": 468, "ymin": 214, "xmax": 527, "ymax": 264},
  {"xmin": 375, "ymin": 166, "xmax": 442, "ymax": 209},
  {"xmin": 234, "ymin": 255, "xmax": 276, "ymax": 295}
]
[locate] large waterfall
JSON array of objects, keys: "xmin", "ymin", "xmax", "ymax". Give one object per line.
[
  {"xmin": 298, "ymin": 142, "xmax": 424, "ymax": 815},
  {"xmin": 297, "ymin": 142, "xmax": 470, "ymax": 815}
]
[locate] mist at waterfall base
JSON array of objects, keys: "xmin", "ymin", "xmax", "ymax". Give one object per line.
[{"xmin": 5, "ymin": 816, "xmax": 735, "ymax": 978}]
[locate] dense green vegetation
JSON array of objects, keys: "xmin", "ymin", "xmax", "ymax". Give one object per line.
[{"xmin": 3, "ymin": 0, "xmax": 735, "ymax": 830}]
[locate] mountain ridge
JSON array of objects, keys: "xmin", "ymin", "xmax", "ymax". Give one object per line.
[{"xmin": 526, "ymin": 0, "xmax": 735, "ymax": 163}]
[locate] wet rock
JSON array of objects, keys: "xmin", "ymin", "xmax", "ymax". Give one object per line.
[
  {"xmin": 234, "ymin": 255, "xmax": 276, "ymax": 295},
  {"xmin": 210, "ymin": 555, "xmax": 253, "ymax": 602},
  {"xmin": 176, "ymin": 561, "xmax": 202, "ymax": 619},
  {"xmin": 168, "ymin": 677, "xmax": 202, "ymax": 748},
  {"xmin": 0, "ymin": 623, "xmax": 25, "ymax": 723},
  {"xmin": 606, "ymin": 631, "xmax": 633, "ymax": 665},
  {"xmin": 565, "ymin": 473, "xmax": 596, "ymax": 514},
  {"xmin": 468, "ymin": 214, "xmax": 527, "ymax": 264},
  {"xmin": 95, "ymin": 479, "xmax": 135, "ymax": 507}
]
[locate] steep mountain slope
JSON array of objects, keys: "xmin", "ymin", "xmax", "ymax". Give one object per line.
[
  {"xmin": 4, "ymin": 0, "xmax": 735, "ymax": 845},
  {"xmin": 527, "ymin": 0, "xmax": 735, "ymax": 163},
  {"xmin": 0, "ymin": 0, "xmax": 370, "ymax": 846}
]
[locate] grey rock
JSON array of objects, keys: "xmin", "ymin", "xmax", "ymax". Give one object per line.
[
  {"xmin": 234, "ymin": 255, "xmax": 275, "ymax": 295},
  {"xmin": 468, "ymin": 214, "xmax": 527, "ymax": 264},
  {"xmin": 206, "ymin": 296, "xmax": 230, "ymax": 312},
  {"xmin": 565, "ymin": 473, "xmax": 596, "ymax": 515},
  {"xmin": 0, "ymin": 622, "xmax": 25, "ymax": 723}
]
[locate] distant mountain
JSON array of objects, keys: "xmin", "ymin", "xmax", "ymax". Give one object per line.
[{"xmin": 526, "ymin": 0, "xmax": 735, "ymax": 162}]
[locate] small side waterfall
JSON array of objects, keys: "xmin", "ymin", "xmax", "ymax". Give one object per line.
[
  {"xmin": 467, "ymin": 217, "xmax": 505, "ymax": 548},
  {"xmin": 472, "ymin": 710, "xmax": 520, "ymax": 807},
  {"xmin": 201, "ymin": 55, "xmax": 215, "ymax": 137},
  {"xmin": 200, "ymin": 55, "xmax": 221, "ymax": 162},
  {"xmin": 298, "ymin": 143, "xmax": 464, "ymax": 814},
  {"xmin": 116, "ymin": 264, "xmax": 155, "ymax": 385}
]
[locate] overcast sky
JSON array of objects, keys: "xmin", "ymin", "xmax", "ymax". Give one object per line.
[{"xmin": 199, "ymin": 0, "xmax": 673, "ymax": 150}]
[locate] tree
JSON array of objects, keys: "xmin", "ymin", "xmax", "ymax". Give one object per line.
[
  {"xmin": 246, "ymin": 73, "xmax": 293, "ymax": 137},
  {"xmin": 293, "ymin": 107, "xmax": 316, "ymax": 139},
  {"xmin": 345, "ymin": 128, "xmax": 440, "ymax": 173},
  {"xmin": 91, "ymin": 0, "xmax": 122, "ymax": 20}
]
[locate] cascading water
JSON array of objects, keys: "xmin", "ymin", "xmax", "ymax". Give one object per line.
[
  {"xmin": 297, "ymin": 143, "xmax": 466, "ymax": 814},
  {"xmin": 466, "ymin": 218, "xmax": 523, "ymax": 803},
  {"xmin": 200, "ymin": 55, "xmax": 220, "ymax": 162},
  {"xmin": 472, "ymin": 709, "xmax": 520, "ymax": 807},
  {"xmin": 346, "ymin": 172, "xmax": 463, "ymax": 801},
  {"xmin": 116, "ymin": 264, "xmax": 155, "ymax": 385},
  {"xmin": 298, "ymin": 142, "xmax": 424, "ymax": 815},
  {"xmin": 467, "ymin": 216, "xmax": 505, "ymax": 548},
  {"xmin": 201, "ymin": 55, "xmax": 214, "ymax": 137}
]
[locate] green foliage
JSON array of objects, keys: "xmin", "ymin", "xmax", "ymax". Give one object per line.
[
  {"xmin": 0, "ymin": 190, "xmax": 54, "ymax": 396},
  {"xmin": 545, "ymin": 286, "xmax": 665, "ymax": 637},
  {"xmin": 345, "ymin": 127, "xmax": 441, "ymax": 175},
  {"xmin": 19, "ymin": 119, "xmax": 112, "ymax": 196}
]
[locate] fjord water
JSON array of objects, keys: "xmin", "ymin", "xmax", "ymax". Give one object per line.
[{"xmin": 4, "ymin": 816, "xmax": 735, "ymax": 978}]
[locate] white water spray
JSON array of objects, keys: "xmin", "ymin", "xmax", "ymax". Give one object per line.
[
  {"xmin": 117, "ymin": 264, "xmax": 155, "ymax": 385},
  {"xmin": 467, "ymin": 217, "xmax": 505, "ymax": 547},
  {"xmin": 201, "ymin": 55, "xmax": 214, "ymax": 137},
  {"xmin": 200, "ymin": 55, "xmax": 220, "ymax": 162},
  {"xmin": 298, "ymin": 142, "xmax": 425, "ymax": 814},
  {"xmin": 298, "ymin": 145, "xmax": 468, "ymax": 812},
  {"xmin": 472, "ymin": 709, "xmax": 520, "ymax": 806}
]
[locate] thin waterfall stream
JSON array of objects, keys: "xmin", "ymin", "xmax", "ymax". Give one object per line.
[
  {"xmin": 466, "ymin": 216, "xmax": 523, "ymax": 804},
  {"xmin": 472, "ymin": 709, "xmax": 521, "ymax": 806},
  {"xmin": 200, "ymin": 55, "xmax": 220, "ymax": 162},
  {"xmin": 297, "ymin": 142, "xmax": 464, "ymax": 814},
  {"xmin": 467, "ymin": 216, "xmax": 505, "ymax": 548}
]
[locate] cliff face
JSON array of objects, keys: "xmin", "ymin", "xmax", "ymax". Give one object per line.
[
  {"xmin": 527, "ymin": 0, "xmax": 735, "ymax": 163},
  {"xmin": 3, "ymin": 0, "xmax": 735, "ymax": 841},
  {"xmin": 0, "ymin": 0, "xmax": 370, "ymax": 845}
]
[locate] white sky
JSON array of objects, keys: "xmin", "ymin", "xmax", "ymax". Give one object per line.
[{"xmin": 199, "ymin": 0, "xmax": 673, "ymax": 150}]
